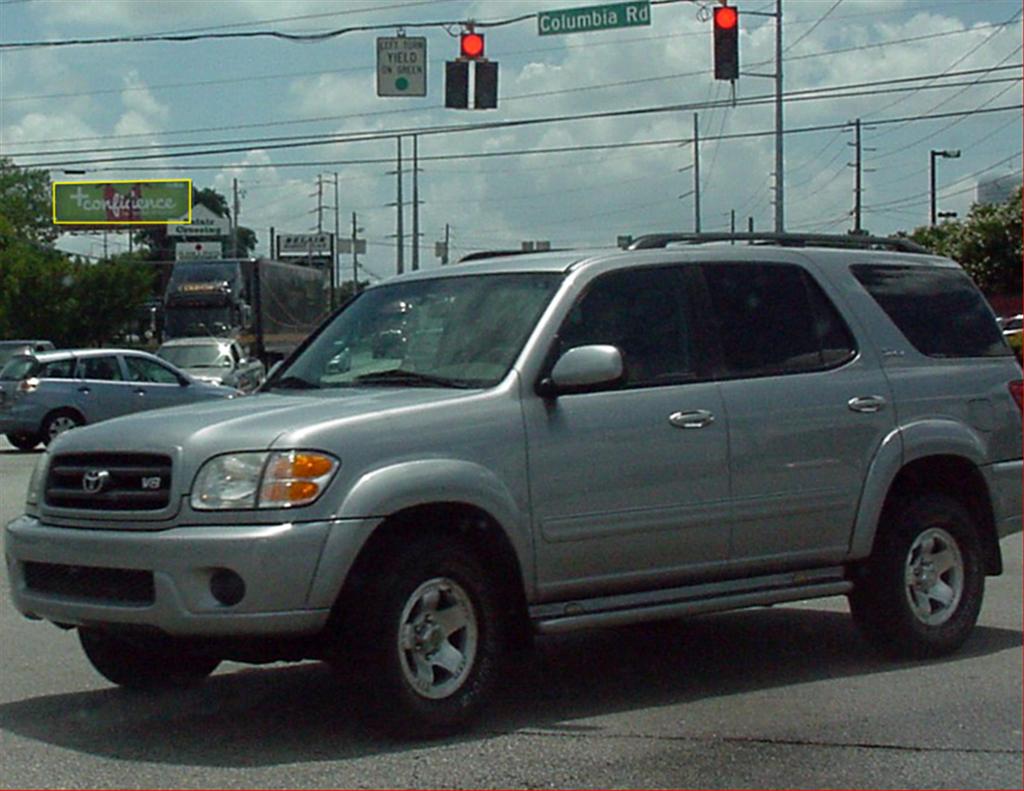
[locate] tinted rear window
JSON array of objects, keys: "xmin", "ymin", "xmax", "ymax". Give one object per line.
[{"xmin": 851, "ymin": 265, "xmax": 1010, "ymax": 358}]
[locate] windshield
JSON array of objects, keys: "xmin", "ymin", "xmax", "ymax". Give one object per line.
[
  {"xmin": 0, "ymin": 355, "xmax": 38, "ymax": 381},
  {"xmin": 0, "ymin": 347, "xmax": 25, "ymax": 368},
  {"xmin": 271, "ymin": 273, "xmax": 561, "ymax": 390},
  {"xmin": 170, "ymin": 262, "xmax": 240, "ymax": 284},
  {"xmin": 163, "ymin": 306, "xmax": 234, "ymax": 338},
  {"xmin": 158, "ymin": 344, "xmax": 230, "ymax": 368}
]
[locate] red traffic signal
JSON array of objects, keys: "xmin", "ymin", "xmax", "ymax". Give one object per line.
[
  {"xmin": 712, "ymin": 4, "xmax": 739, "ymax": 80},
  {"xmin": 714, "ymin": 5, "xmax": 738, "ymax": 30},
  {"xmin": 460, "ymin": 32, "xmax": 485, "ymax": 59}
]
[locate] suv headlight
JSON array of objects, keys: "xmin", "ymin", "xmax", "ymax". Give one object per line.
[{"xmin": 191, "ymin": 451, "xmax": 338, "ymax": 510}]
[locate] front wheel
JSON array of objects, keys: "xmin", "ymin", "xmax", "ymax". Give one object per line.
[
  {"xmin": 849, "ymin": 493, "xmax": 984, "ymax": 659},
  {"xmin": 79, "ymin": 629, "xmax": 220, "ymax": 690},
  {"xmin": 344, "ymin": 537, "xmax": 505, "ymax": 738},
  {"xmin": 5, "ymin": 432, "xmax": 40, "ymax": 451}
]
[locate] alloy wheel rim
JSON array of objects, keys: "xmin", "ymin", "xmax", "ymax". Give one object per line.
[
  {"xmin": 903, "ymin": 527, "xmax": 964, "ymax": 626},
  {"xmin": 48, "ymin": 416, "xmax": 78, "ymax": 440},
  {"xmin": 397, "ymin": 577, "xmax": 478, "ymax": 700}
]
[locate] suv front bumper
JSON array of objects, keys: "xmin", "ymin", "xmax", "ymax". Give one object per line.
[{"xmin": 4, "ymin": 514, "xmax": 373, "ymax": 637}]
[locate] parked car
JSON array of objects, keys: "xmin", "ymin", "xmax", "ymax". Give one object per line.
[
  {"xmin": 0, "ymin": 348, "xmax": 238, "ymax": 450},
  {"xmin": 5, "ymin": 233, "xmax": 1021, "ymax": 738},
  {"xmin": 0, "ymin": 340, "xmax": 55, "ymax": 370},
  {"xmin": 156, "ymin": 337, "xmax": 265, "ymax": 393}
]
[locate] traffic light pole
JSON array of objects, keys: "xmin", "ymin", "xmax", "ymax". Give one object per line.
[{"xmin": 743, "ymin": 1, "xmax": 784, "ymax": 232}]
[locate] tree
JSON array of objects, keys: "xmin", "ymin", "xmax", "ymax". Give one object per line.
[
  {"xmin": 0, "ymin": 156, "xmax": 57, "ymax": 247},
  {"xmin": 906, "ymin": 188, "xmax": 1022, "ymax": 295}
]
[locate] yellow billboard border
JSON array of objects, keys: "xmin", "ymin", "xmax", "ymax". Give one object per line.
[{"xmin": 52, "ymin": 178, "xmax": 193, "ymax": 226}]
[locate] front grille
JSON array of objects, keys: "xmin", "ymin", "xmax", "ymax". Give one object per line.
[
  {"xmin": 24, "ymin": 562, "xmax": 155, "ymax": 605},
  {"xmin": 45, "ymin": 453, "xmax": 172, "ymax": 511}
]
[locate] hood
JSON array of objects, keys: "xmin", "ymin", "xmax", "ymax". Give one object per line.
[{"xmin": 49, "ymin": 387, "xmax": 476, "ymax": 460}]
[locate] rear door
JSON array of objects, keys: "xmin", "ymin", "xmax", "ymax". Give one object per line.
[
  {"xmin": 699, "ymin": 261, "xmax": 895, "ymax": 568},
  {"xmin": 73, "ymin": 354, "xmax": 136, "ymax": 422}
]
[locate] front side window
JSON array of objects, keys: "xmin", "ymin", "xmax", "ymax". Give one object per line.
[
  {"xmin": 702, "ymin": 262, "xmax": 856, "ymax": 377},
  {"xmin": 557, "ymin": 267, "xmax": 696, "ymax": 387},
  {"xmin": 852, "ymin": 264, "xmax": 1009, "ymax": 358},
  {"xmin": 78, "ymin": 356, "xmax": 123, "ymax": 382},
  {"xmin": 273, "ymin": 273, "xmax": 562, "ymax": 390}
]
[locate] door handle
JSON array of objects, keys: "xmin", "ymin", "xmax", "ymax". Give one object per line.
[
  {"xmin": 669, "ymin": 410, "xmax": 715, "ymax": 429},
  {"xmin": 134, "ymin": 388, "xmax": 147, "ymax": 396},
  {"xmin": 77, "ymin": 386, "xmax": 91, "ymax": 394},
  {"xmin": 848, "ymin": 395, "xmax": 886, "ymax": 413}
]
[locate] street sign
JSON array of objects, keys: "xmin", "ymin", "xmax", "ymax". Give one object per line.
[
  {"xmin": 175, "ymin": 241, "xmax": 222, "ymax": 261},
  {"xmin": 277, "ymin": 232, "xmax": 334, "ymax": 256},
  {"xmin": 338, "ymin": 238, "xmax": 367, "ymax": 254},
  {"xmin": 53, "ymin": 179, "xmax": 191, "ymax": 225},
  {"xmin": 168, "ymin": 204, "xmax": 231, "ymax": 238},
  {"xmin": 538, "ymin": 1, "xmax": 651, "ymax": 36},
  {"xmin": 377, "ymin": 36, "xmax": 427, "ymax": 97}
]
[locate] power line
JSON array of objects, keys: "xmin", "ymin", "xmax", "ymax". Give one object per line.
[
  {"xmin": 1, "ymin": 18, "xmax": 1015, "ymax": 148},
  {"xmin": 14, "ymin": 66, "xmax": 1020, "ymax": 167}
]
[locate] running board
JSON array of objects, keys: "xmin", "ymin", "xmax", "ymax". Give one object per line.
[{"xmin": 530, "ymin": 567, "xmax": 852, "ymax": 635}]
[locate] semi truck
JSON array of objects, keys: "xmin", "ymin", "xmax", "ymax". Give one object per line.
[{"xmin": 162, "ymin": 258, "xmax": 331, "ymax": 365}]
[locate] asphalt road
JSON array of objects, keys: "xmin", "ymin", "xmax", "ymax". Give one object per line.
[{"xmin": 1, "ymin": 435, "xmax": 1021, "ymax": 789}]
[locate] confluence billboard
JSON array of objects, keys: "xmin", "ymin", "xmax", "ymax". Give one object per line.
[{"xmin": 52, "ymin": 179, "xmax": 192, "ymax": 225}]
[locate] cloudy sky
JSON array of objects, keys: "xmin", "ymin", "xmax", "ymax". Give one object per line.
[{"xmin": 1, "ymin": 0, "xmax": 1021, "ymax": 281}]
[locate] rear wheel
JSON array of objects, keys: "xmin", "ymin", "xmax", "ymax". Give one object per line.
[
  {"xmin": 42, "ymin": 410, "xmax": 82, "ymax": 446},
  {"xmin": 849, "ymin": 493, "xmax": 984, "ymax": 659},
  {"xmin": 79, "ymin": 629, "xmax": 220, "ymax": 690},
  {"xmin": 5, "ymin": 432, "xmax": 40, "ymax": 451},
  {"xmin": 342, "ymin": 536, "xmax": 505, "ymax": 738}
]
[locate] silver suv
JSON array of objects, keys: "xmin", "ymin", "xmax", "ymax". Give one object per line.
[{"xmin": 6, "ymin": 234, "xmax": 1021, "ymax": 737}]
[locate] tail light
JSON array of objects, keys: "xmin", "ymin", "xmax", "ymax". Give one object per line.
[
  {"xmin": 1009, "ymin": 380, "xmax": 1023, "ymax": 411},
  {"xmin": 18, "ymin": 377, "xmax": 39, "ymax": 394}
]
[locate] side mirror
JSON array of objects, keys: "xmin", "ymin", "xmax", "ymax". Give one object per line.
[{"xmin": 537, "ymin": 344, "xmax": 623, "ymax": 397}]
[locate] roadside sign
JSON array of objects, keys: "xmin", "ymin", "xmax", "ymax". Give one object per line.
[
  {"xmin": 175, "ymin": 241, "xmax": 222, "ymax": 261},
  {"xmin": 53, "ymin": 179, "xmax": 191, "ymax": 225},
  {"xmin": 538, "ymin": 1, "xmax": 651, "ymax": 36},
  {"xmin": 168, "ymin": 204, "xmax": 231, "ymax": 237},
  {"xmin": 377, "ymin": 36, "xmax": 427, "ymax": 97},
  {"xmin": 338, "ymin": 238, "xmax": 367, "ymax": 254},
  {"xmin": 277, "ymin": 232, "xmax": 334, "ymax": 256}
]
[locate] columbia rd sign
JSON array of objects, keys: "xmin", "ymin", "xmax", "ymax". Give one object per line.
[
  {"xmin": 52, "ymin": 179, "xmax": 191, "ymax": 225},
  {"xmin": 538, "ymin": 0, "xmax": 651, "ymax": 35}
]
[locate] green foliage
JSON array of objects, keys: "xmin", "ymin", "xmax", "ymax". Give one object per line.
[
  {"xmin": 0, "ymin": 242, "xmax": 154, "ymax": 346},
  {"xmin": 907, "ymin": 188, "xmax": 1022, "ymax": 295},
  {"xmin": 1007, "ymin": 331, "xmax": 1023, "ymax": 363},
  {"xmin": 0, "ymin": 156, "xmax": 57, "ymax": 247}
]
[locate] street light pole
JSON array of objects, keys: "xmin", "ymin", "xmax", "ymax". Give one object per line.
[{"xmin": 930, "ymin": 148, "xmax": 961, "ymax": 226}]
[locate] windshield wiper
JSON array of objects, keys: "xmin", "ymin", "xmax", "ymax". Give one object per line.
[
  {"xmin": 268, "ymin": 375, "xmax": 320, "ymax": 390},
  {"xmin": 353, "ymin": 369, "xmax": 473, "ymax": 389}
]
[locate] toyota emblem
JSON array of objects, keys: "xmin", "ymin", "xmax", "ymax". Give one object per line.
[{"xmin": 82, "ymin": 469, "xmax": 111, "ymax": 494}]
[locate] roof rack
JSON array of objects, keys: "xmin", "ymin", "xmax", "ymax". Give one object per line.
[{"xmin": 627, "ymin": 232, "xmax": 930, "ymax": 254}]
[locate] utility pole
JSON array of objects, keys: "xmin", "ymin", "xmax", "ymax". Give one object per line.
[
  {"xmin": 774, "ymin": 0, "xmax": 784, "ymax": 232},
  {"xmin": 850, "ymin": 118, "xmax": 862, "ymax": 234},
  {"xmin": 396, "ymin": 136, "xmax": 404, "ymax": 275},
  {"xmin": 232, "ymin": 177, "xmax": 240, "ymax": 256},
  {"xmin": 443, "ymin": 223, "xmax": 450, "ymax": 265},
  {"xmin": 748, "ymin": 216, "xmax": 754, "ymax": 233},
  {"xmin": 412, "ymin": 135, "xmax": 420, "ymax": 272},
  {"xmin": 730, "ymin": 209, "xmax": 736, "ymax": 239},
  {"xmin": 316, "ymin": 174, "xmax": 323, "ymax": 233},
  {"xmin": 352, "ymin": 212, "xmax": 361, "ymax": 290},
  {"xmin": 693, "ymin": 113, "xmax": 701, "ymax": 233},
  {"xmin": 333, "ymin": 172, "xmax": 340, "ymax": 308}
]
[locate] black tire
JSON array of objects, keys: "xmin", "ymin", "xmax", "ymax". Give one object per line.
[
  {"xmin": 343, "ymin": 536, "xmax": 505, "ymax": 738},
  {"xmin": 42, "ymin": 410, "xmax": 83, "ymax": 446},
  {"xmin": 5, "ymin": 432, "xmax": 41, "ymax": 451},
  {"xmin": 849, "ymin": 493, "xmax": 984, "ymax": 659},
  {"xmin": 79, "ymin": 629, "xmax": 220, "ymax": 690}
]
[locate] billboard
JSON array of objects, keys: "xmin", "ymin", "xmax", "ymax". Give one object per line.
[{"xmin": 53, "ymin": 179, "xmax": 192, "ymax": 225}]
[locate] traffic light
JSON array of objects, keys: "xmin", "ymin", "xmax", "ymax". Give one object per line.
[
  {"xmin": 713, "ymin": 4, "xmax": 739, "ymax": 81},
  {"xmin": 460, "ymin": 31, "xmax": 485, "ymax": 59},
  {"xmin": 445, "ymin": 30, "xmax": 498, "ymax": 109}
]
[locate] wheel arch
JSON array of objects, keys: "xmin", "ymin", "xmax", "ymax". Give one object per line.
[{"xmin": 41, "ymin": 406, "xmax": 87, "ymax": 434}]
